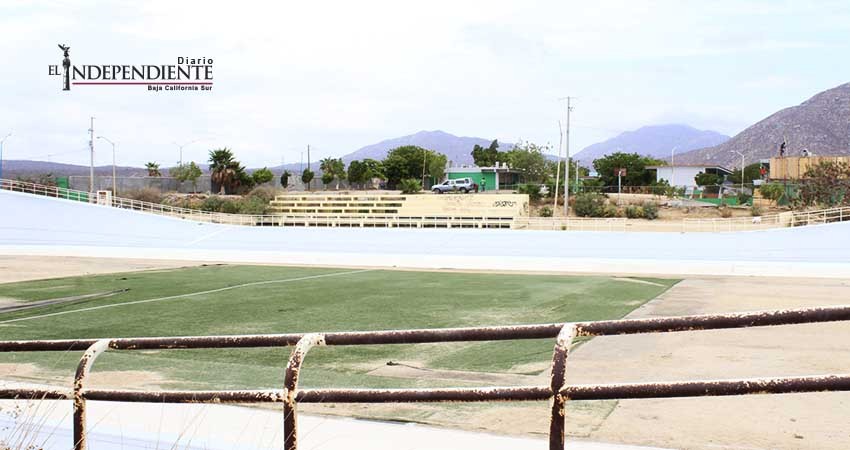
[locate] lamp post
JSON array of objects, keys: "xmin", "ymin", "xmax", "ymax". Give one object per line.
[
  {"xmin": 670, "ymin": 146, "xmax": 678, "ymax": 192},
  {"xmin": 731, "ymin": 150, "xmax": 745, "ymax": 196},
  {"xmin": 174, "ymin": 139, "xmax": 206, "ymax": 166},
  {"xmin": 97, "ymin": 136, "xmax": 117, "ymax": 194},
  {"xmin": 0, "ymin": 132, "xmax": 11, "ymax": 181}
]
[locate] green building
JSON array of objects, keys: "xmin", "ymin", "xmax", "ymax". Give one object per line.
[{"xmin": 445, "ymin": 164, "xmax": 522, "ymax": 191}]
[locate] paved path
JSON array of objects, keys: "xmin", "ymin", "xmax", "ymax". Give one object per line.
[
  {"xmin": 0, "ymin": 389, "xmax": 669, "ymax": 450},
  {"xmin": 1, "ymin": 190, "xmax": 848, "ymax": 278}
]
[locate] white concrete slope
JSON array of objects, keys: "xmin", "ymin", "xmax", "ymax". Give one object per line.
[{"xmin": 1, "ymin": 189, "xmax": 849, "ymax": 277}]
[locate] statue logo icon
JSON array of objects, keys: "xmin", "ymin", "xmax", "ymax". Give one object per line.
[{"xmin": 58, "ymin": 44, "xmax": 71, "ymax": 91}]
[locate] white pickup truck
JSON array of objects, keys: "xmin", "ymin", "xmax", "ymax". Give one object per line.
[{"xmin": 431, "ymin": 178, "xmax": 477, "ymax": 194}]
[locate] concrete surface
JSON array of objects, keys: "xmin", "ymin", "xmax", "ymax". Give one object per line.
[{"xmin": 1, "ymin": 190, "xmax": 849, "ymax": 278}]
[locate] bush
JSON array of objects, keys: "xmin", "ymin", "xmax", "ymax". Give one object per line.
[
  {"xmin": 573, "ymin": 193, "xmax": 606, "ymax": 217},
  {"xmin": 602, "ymin": 204, "xmax": 621, "ymax": 218},
  {"xmin": 398, "ymin": 178, "xmax": 422, "ymax": 194},
  {"xmin": 719, "ymin": 206, "xmax": 733, "ymax": 218},
  {"xmin": 642, "ymin": 201, "xmax": 659, "ymax": 220},
  {"xmin": 751, "ymin": 204, "xmax": 764, "ymax": 216},
  {"xmin": 219, "ymin": 199, "xmax": 240, "ymax": 214},
  {"xmin": 251, "ymin": 167, "xmax": 274, "ymax": 185},
  {"xmin": 737, "ymin": 192, "xmax": 752, "ymax": 205},
  {"xmin": 625, "ymin": 205, "xmax": 644, "ymax": 219},
  {"xmin": 126, "ymin": 187, "xmax": 162, "ymax": 204},
  {"xmin": 518, "ymin": 184, "xmax": 543, "ymax": 202},
  {"xmin": 245, "ymin": 186, "xmax": 277, "ymax": 203},
  {"xmin": 237, "ymin": 196, "xmax": 270, "ymax": 215},
  {"xmin": 539, "ymin": 206, "xmax": 553, "ymax": 217},
  {"xmin": 759, "ymin": 183, "xmax": 784, "ymax": 203},
  {"xmin": 200, "ymin": 196, "xmax": 225, "ymax": 212}
]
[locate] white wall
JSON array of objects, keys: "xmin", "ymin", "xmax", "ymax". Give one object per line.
[{"xmin": 655, "ymin": 166, "xmax": 705, "ymax": 188}]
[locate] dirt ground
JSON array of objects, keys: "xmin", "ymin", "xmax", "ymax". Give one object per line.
[
  {"xmin": 0, "ymin": 256, "xmax": 848, "ymax": 449},
  {"xmin": 0, "ymin": 255, "xmax": 204, "ymax": 284}
]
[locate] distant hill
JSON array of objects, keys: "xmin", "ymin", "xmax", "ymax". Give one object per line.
[
  {"xmin": 2, "ymin": 160, "xmax": 151, "ymax": 178},
  {"xmin": 340, "ymin": 130, "xmax": 512, "ymax": 166},
  {"xmin": 573, "ymin": 124, "xmax": 729, "ymax": 167},
  {"xmin": 675, "ymin": 82, "xmax": 850, "ymax": 167}
]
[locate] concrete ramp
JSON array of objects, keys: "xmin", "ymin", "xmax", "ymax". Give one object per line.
[{"xmin": 1, "ymin": 189, "xmax": 848, "ymax": 278}]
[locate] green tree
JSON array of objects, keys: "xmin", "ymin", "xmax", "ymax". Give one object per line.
[
  {"xmin": 592, "ymin": 152, "xmax": 662, "ymax": 187},
  {"xmin": 208, "ymin": 148, "xmax": 244, "ymax": 194},
  {"xmin": 251, "ymin": 167, "xmax": 274, "ymax": 185},
  {"xmin": 383, "ymin": 146, "xmax": 446, "ymax": 188},
  {"xmin": 171, "ymin": 161, "xmax": 203, "ymax": 192},
  {"xmin": 694, "ymin": 172, "xmax": 723, "ymax": 195},
  {"xmin": 728, "ymin": 163, "xmax": 763, "ymax": 185},
  {"xmin": 301, "ymin": 168, "xmax": 314, "ymax": 190},
  {"xmin": 471, "ymin": 139, "xmax": 503, "ymax": 167},
  {"xmin": 321, "ymin": 171, "xmax": 334, "ymax": 187},
  {"xmin": 280, "ymin": 170, "xmax": 291, "ymax": 188},
  {"xmin": 362, "ymin": 158, "xmax": 385, "ymax": 181},
  {"xmin": 347, "ymin": 160, "xmax": 367, "ymax": 189},
  {"xmin": 798, "ymin": 160, "xmax": 850, "ymax": 207},
  {"xmin": 505, "ymin": 141, "xmax": 552, "ymax": 183},
  {"xmin": 145, "ymin": 162, "xmax": 161, "ymax": 177}
]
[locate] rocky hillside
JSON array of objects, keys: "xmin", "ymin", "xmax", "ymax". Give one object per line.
[
  {"xmin": 340, "ymin": 130, "xmax": 511, "ymax": 165},
  {"xmin": 675, "ymin": 82, "xmax": 850, "ymax": 168},
  {"xmin": 574, "ymin": 124, "xmax": 729, "ymax": 167}
]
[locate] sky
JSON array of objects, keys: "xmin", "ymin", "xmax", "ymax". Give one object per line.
[{"xmin": 1, "ymin": 0, "xmax": 849, "ymax": 168}]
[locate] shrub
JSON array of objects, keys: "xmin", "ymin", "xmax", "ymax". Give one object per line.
[
  {"xmin": 398, "ymin": 178, "xmax": 422, "ymax": 194},
  {"xmin": 245, "ymin": 185, "xmax": 277, "ymax": 203},
  {"xmin": 539, "ymin": 206, "xmax": 553, "ymax": 217},
  {"xmin": 751, "ymin": 204, "xmax": 764, "ymax": 216},
  {"xmin": 126, "ymin": 187, "xmax": 162, "ymax": 204},
  {"xmin": 759, "ymin": 183, "xmax": 784, "ymax": 203},
  {"xmin": 737, "ymin": 192, "xmax": 752, "ymax": 205},
  {"xmin": 237, "ymin": 196, "xmax": 270, "ymax": 215},
  {"xmin": 200, "ymin": 195, "xmax": 226, "ymax": 212},
  {"xmin": 573, "ymin": 193, "xmax": 606, "ymax": 217},
  {"xmin": 602, "ymin": 204, "xmax": 621, "ymax": 218},
  {"xmin": 219, "ymin": 199, "xmax": 240, "ymax": 214},
  {"xmin": 517, "ymin": 184, "xmax": 543, "ymax": 202},
  {"xmin": 642, "ymin": 201, "xmax": 659, "ymax": 220},
  {"xmin": 625, "ymin": 205, "xmax": 644, "ymax": 219},
  {"xmin": 719, "ymin": 206, "xmax": 733, "ymax": 218}
]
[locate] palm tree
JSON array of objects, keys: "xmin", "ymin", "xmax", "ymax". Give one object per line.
[
  {"xmin": 208, "ymin": 148, "xmax": 240, "ymax": 194},
  {"xmin": 145, "ymin": 162, "xmax": 161, "ymax": 177}
]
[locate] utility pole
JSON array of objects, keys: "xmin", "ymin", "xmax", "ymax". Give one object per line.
[
  {"xmin": 670, "ymin": 146, "xmax": 678, "ymax": 194},
  {"xmin": 307, "ymin": 144, "xmax": 311, "ymax": 190},
  {"xmin": 559, "ymin": 97, "xmax": 574, "ymax": 217},
  {"xmin": 422, "ymin": 149, "xmax": 427, "ymax": 188},
  {"xmin": 97, "ymin": 136, "xmax": 117, "ymax": 195},
  {"xmin": 553, "ymin": 121, "xmax": 563, "ymax": 214},
  {"xmin": 89, "ymin": 117, "xmax": 95, "ymax": 192}
]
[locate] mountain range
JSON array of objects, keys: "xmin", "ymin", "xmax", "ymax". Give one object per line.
[
  {"xmin": 572, "ymin": 124, "xmax": 729, "ymax": 167},
  {"xmin": 674, "ymin": 82, "xmax": 850, "ymax": 167},
  {"xmin": 340, "ymin": 130, "xmax": 511, "ymax": 166},
  {"xmin": 5, "ymin": 82, "xmax": 849, "ymax": 178}
]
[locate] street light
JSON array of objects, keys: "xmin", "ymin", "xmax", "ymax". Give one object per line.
[
  {"xmin": 0, "ymin": 132, "xmax": 11, "ymax": 181},
  {"xmin": 731, "ymin": 150, "xmax": 745, "ymax": 196},
  {"xmin": 670, "ymin": 146, "xmax": 678, "ymax": 192},
  {"xmin": 97, "ymin": 136, "xmax": 117, "ymax": 195},
  {"xmin": 173, "ymin": 139, "xmax": 207, "ymax": 166}
]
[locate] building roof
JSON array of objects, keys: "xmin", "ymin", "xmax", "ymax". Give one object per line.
[{"xmin": 647, "ymin": 164, "xmax": 732, "ymax": 173}]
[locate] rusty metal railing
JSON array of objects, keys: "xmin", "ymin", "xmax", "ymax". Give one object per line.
[{"xmin": 1, "ymin": 305, "xmax": 850, "ymax": 449}]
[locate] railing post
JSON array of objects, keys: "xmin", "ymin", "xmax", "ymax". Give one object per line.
[
  {"xmin": 73, "ymin": 339, "xmax": 111, "ymax": 450},
  {"xmin": 548, "ymin": 324, "xmax": 577, "ymax": 450},
  {"xmin": 284, "ymin": 333, "xmax": 325, "ymax": 450}
]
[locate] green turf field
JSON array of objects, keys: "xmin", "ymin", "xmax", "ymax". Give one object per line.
[{"xmin": 0, "ymin": 265, "xmax": 677, "ymax": 391}]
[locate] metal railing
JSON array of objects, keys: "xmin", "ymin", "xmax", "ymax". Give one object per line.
[
  {"xmin": 513, "ymin": 217, "xmax": 627, "ymax": 231},
  {"xmin": 1, "ymin": 305, "xmax": 850, "ymax": 449},
  {"xmin": 682, "ymin": 206, "xmax": 850, "ymax": 232}
]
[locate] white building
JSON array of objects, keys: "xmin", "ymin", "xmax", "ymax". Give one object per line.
[{"xmin": 648, "ymin": 165, "xmax": 732, "ymax": 188}]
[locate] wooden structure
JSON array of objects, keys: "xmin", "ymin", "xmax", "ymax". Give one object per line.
[
  {"xmin": 268, "ymin": 192, "xmax": 529, "ymax": 228},
  {"xmin": 770, "ymin": 156, "xmax": 850, "ymax": 180}
]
